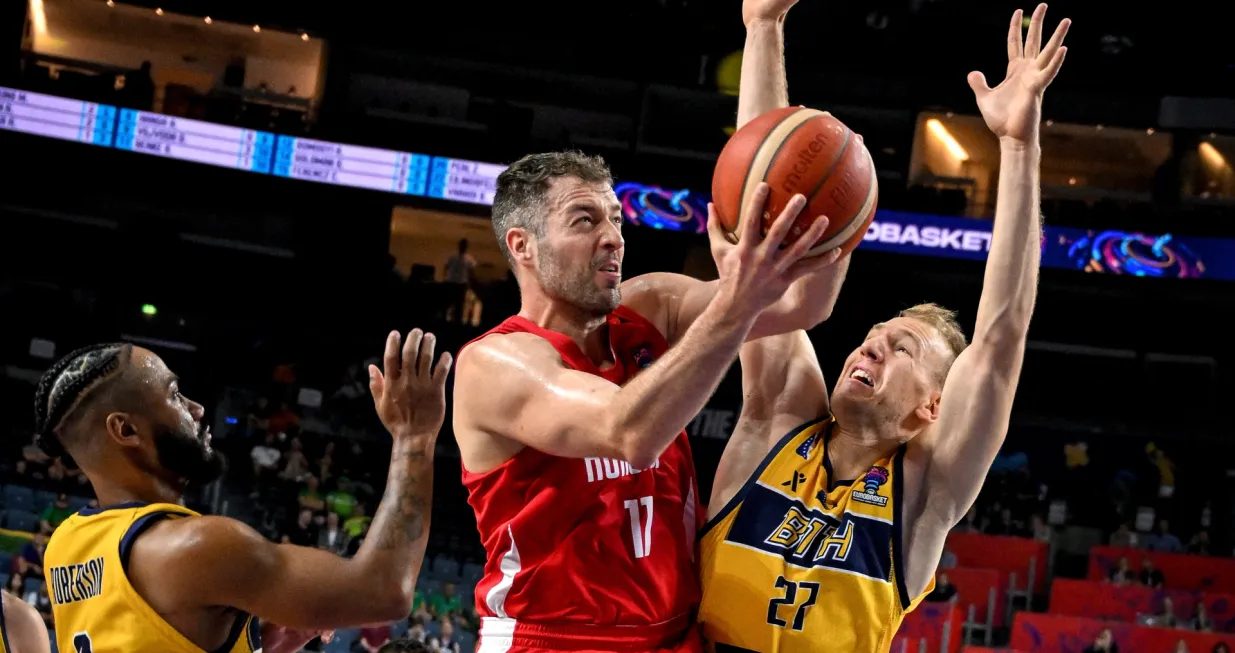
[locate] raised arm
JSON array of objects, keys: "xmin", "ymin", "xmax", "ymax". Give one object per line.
[
  {"xmin": 131, "ymin": 330, "xmax": 450, "ymax": 630},
  {"xmin": 458, "ymin": 192, "xmax": 837, "ymax": 471},
  {"xmin": 907, "ymin": 5, "xmax": 1069, "ymax": 532},
  {"xmin": 709, "ymin": 330, "xmax": 829, "ymax": 517},
  {"xmin": 3, "ymin": 590, "xmax": 51, "ymax": 653}
]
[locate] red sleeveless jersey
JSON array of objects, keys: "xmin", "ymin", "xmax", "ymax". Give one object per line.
[{"xmin": 460, "ymin": 305, "xmax": 703, "ymax": 652}]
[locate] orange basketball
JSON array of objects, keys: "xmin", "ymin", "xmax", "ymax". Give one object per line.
[{"xmin": 712, "ymin": 107, "xmax": 878, "ymax": 257}]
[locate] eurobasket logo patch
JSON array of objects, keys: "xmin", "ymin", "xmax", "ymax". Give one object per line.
[
  {"xmin": 632, "ymin": 346, "xmax": 655, "ymax": 369},
  {"xmin": 852, "ymin": 466, "xmax": 890, "ymax": 507}
]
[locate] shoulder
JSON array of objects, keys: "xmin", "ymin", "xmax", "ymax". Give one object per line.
[
  {"xmin": 620, "ymin": 272, "xmax": 704, "ymax": 337},
  {"xmin": 130, "ymin": 515, "xmax": 270, "ymax": 573},
  {"xmin": 2, "ymin": 590, "xmax": 49, "ymax": 653},
  {"xmin": 456, "ymin": 332, "xmax": 563, "ymax": 381}
]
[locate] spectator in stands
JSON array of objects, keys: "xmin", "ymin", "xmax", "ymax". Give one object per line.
[
  {"xmin": 1212, "ymin": 643, "xmax": 1230, "ymax": 653},
  {"xmin": 31, "ymin": 584, "xmax": 53, "ymax": 628},
  {"xmin": 1174, "ymin": 639, "xmax": 1191, "ymax": 653},
  {"xmin": 954, "ymin": 506, "xmax": 983, "ymax": 533},
  {"xmin": 1156, "ymin": 596, "xmax": 1179, "ymax": 628},
  {"xmin": 429, "ymin": 582, "xmax": 463, "ymax": 618},
  {"xmin": 39, "ymin": 493, "xmax": 73, "ymax": 533},
  {"xmin": 411, "ymin": 595, "xmax": 432, "ymax": 626},
  {"xmin": 247, "ymin": 396, "xmax": 273, "ymax": 432},
  {"xmin": 10, "ymin": 460, "xmax": 38, "ymax": 486},
  {"xmin": 14, "ymin": 532, "xmax": 45, "ymax": 577},
  {"xmin": 280, "ymin": 435, "xmax": 310, "ymax": 482},
  {"xmin": 444, "ymin": 238, "xmax": 477, "ymax": 324},
  {"xmin": 1147, "ymin": 520, "xmax": 1185, "ymax": 554},
  {"xmin": 378, "ymin": 638, "xmax": 431, "ymax": 653},
  {"xmin": 6, "ymin": 573, "xmax": 25, "ymax": 602},
  {"xmin": 267, "ymin": 401, "xmax": 301, "ymax": 438},
  {"xmin": 1141, "ymin": 557, "xmax": 1166, "ymax": 589},
  {"xmin": 344, "ymin": 503, "xmax": 371, "ymax": 540},
  {"xmin": 1109, "ymin": 556, "xmax": 1136, "ymax": 585},
  {"xmin": 1147, "ymin": 443, "xmax": 1176, "ymax": 498},
  {"xmin": 250, "ymin": 431, "xmax": 281, "ymax": 486},
  {"xmin": 406, "ymin": 617, "xmax": 428, "ymax": 643},
  {"xmin": 938, "ymin": 547, "xmax": 957, "ymax": 569},
  {"xmin": 316, "ymin": 511, "xmax": 349, "ymax": 555},
  {"xmin": 299, "ymin": 475, "xmax": 326, "ymax": 512},
  {"xmin": 925, "ymin": 573, "xmax": 957, "ymax": 603},
  {"xmin": 988, "ymin": 507, "xmax": 1024, "ymax": 536},
  {"xmin": 22, "ymin": 435, "xmax": 50, "ymax": 469},
  {"xmin": 1192, "ymin": 602, "xmax": 1214, "ymax": 632},
  {"xmin": 359, "ymin": 624, "xmax": 392, "ymax": 652},
  {"xmin": 1189, "ymin": 530, "xmax": 1212, "ymax": 556},
  {"xmin": 429, "ymin": 618, "xmax": 461, "ymax": 653},
  {"xmin": 287, "ymin": 507, "xmax": 318, "ymax": 547},
  {"xmin": 326, "ymin": 477, "xmax": 359, "ymax": 518},
  {"xmin": 1085, "ymin": 629, "xmax": 1119, "ymax": 653},
  {"xmin": 1111, "ymin": 522, "xmax": 1139, "ymax": 548},
  {"xmin": 317, "ymin": 441, "xmax": 336, "ymax": 484},
  {"xmin": 123, "ymin": 61, "xmax": 156, "ymax": 110},
  {"xmin": 1030, "ymin": 512, "xmax": 1053, "ymax": 543}
]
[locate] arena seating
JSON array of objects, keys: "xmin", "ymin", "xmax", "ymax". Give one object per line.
[
  {"xmin": 1011, "ymin": 612, "xmax": 1235, "ymax": 653},
  {"xmin": 1089, "ymin": 546, "xmax": 1235, "ymax": 592},
  {"xmin": 946, "ymin": 566, "xmax": 1003, "ymax": 642},
  {"xmin": 947, "ymin": 532, "xmax": 1049, "ymax": 615},
  {"xmin": 895, "ymin": 603, "xmax": 963, "ymax": 653}
]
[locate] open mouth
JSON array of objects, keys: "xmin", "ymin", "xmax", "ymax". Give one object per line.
[
  {"xmin": 598, "ymin": 263, "xmax": 620, "ymax": 274},
  {"xmin": 850, "ymin": 369, "xmax": 874, "ymax": 387}
]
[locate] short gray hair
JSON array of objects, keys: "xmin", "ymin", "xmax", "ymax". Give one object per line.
[{"xmin": 491, "ymin": 151, "xmax": 612, "ymax": 266}]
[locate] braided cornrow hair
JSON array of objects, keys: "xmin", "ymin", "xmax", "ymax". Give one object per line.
[{"xmin": 32, "ymin": 343, "xmax": 133, "ymax": 458}]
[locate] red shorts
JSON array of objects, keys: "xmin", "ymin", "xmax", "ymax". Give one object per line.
[{"xmin": 476, "ymin": 615, "xmax": 703, "ymax": 653}]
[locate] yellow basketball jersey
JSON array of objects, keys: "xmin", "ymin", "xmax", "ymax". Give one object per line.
[
  {"xmin": 43, "ymin": 501, "xmax": 261, "ymax": 653},
  {"xmin": 698, "ymin": 417, "xmax": 932, "ymax": 653}
]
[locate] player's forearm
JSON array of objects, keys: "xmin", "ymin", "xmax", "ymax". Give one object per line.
[
  {"xmin": 973, "ymin": 143, "xmax": 1041, "ymax": 349},
  {"xmin": 610, "ymin": 298, "xmax": 755, "ymax": 468},
  {"xmin": 350, "ymin": 438, "xmax": 432, "ymax": 615},
  {"xmin": 750, "ymin": 255, "xmax": 850, "ymax": 339},
  {"xmin": 737, "ymin": 18, "xmax": 789, "ymax": 128}
]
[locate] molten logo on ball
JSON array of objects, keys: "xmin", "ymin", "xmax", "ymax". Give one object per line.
[{"xmin": 782, "ymin": 131, "xmax": 831, "ymax": 196}]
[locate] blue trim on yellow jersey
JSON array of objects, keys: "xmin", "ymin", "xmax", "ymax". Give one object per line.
[
  {"xmin": 212, "ymin": 610, "xmax": 252, "ymax": 653},
  {"xmin": 245, "ymin": 614, "xmax": 263, "ymax": 651},
  {"xmin": 891, "ymin": 444, "xmax": 911, "ymax": 609},
  {"xmin": 1, "ymin": 590, "xmax": 12, "ymax": 653},
  {"xmin": 820, "ymin": 431, "xmax": 854, "ymax": 491},
  {"xmin": 700, "ymin": 416, "xmax": 831, "ymax": 539},
  {"xmin": 119, "ymin": 511, "xmax": 177, "ymax": 571},
  {"xmin": 79, "ymin": 500, "xmax": 148, "ymax": 517}
]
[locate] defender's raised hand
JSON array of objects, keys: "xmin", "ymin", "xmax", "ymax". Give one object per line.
[
  {"xmin": 369, "ymin": 329, "xmax": 452, "ymax": 445},
  {"xmin": 968, "ymin": 4, "xmax": 1071, "ymax": 147},
  {"xmin": 742, "ymin": 0, "xmax": 799, "ymax": 26}
]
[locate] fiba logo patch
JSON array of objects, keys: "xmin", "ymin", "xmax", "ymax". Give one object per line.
[
  {"xmin": 852, "ymin": 466, "xmax": 889, "ymax": 507},
  {"xmin": 632, "ymin": 346, "xmax": 655, "ymax": 369}
]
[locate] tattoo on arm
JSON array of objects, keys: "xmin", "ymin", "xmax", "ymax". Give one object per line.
[{"xmin": 369, "ymin": 447, "xmax": 432, "ymax": 550}]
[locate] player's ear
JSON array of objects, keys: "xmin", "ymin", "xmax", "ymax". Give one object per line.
[
  {"xmin": 105, "ymin": 412, "xmax": 144, "ymax": 449},
  {"xmin": 916, "ymin": 391, "xmax": 942, "ymax": 424},
  {"xmin": 507, "ymin": 228, "xmax": 534, "ymax": 266}
]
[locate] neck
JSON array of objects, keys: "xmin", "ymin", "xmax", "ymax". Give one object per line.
[
  {"xmin": 517, "ymin": 282, "xmax": 611, "ymax": 365},
  {"xmin": 86, "ymin": 466, "xmax": 184, "ymax": 508},
  {"xmin": 828, "ymin": 421, "xmax": 901, "ymax": 480}
]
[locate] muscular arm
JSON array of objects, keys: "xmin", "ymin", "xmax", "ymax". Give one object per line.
[
  {"xmin": 3, "ymin": 590, "xmax": 51, "ymax": 653},
  {"xmin": 131, "ymin": 438, "xmax": 433, "ymax": 629},
  {"xmin": 455, "ymin": 298, "xmax": 756, "ymax": 470},
  {"xmin": 709, "ymin": 331, "xmax": 829, "ymax": 517},
  {"xmin": 902, "ymin": 144, "xmax": 1041, "ymax": 592}
]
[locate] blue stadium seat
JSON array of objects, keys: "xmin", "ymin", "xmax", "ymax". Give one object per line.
[
  {"xmin": 391, "ymin": 618, "xmax": 410, "ymax": 638},
  {"xmin": 461, "ymin": 562, "xmax": 485, "ymax": 584},
  {"xmin": 4, "ymin": 509, "xmax": 39, "ymax": 532},
  {"xmin": 33, "ymin": 490, "xmax": 57, "ymax": 513},
  {"xmin": 67, "ymin": 496, "xmax": 93, "ymax": 513},
  {"xmin": 457, "ymin": 631, "xmax": 477, "ymax": 652},
  {"xmin": 417, "ymin": 578, "xmax": 442, "ymax": 595},
  {"xmin": 430, "ymin": 554, "xmax": 460, "ymax": 580},
  {"xmin": 0, "ymin": 551, "xmax": 12, "ymax": 572},
  {"xmin": 324, "ymin": 628, "xmax": 359, "ymax": 653},
  {"xmin": 426, "ymin": 620, "xmax": 442, "ymax": 639},
  {"xmin": 0, "ymin": 573, "xmax": 10, "ymax": 591},
  {"xmin": 3, "ymin": 486, "xmax": 35, "ymax": 513}
]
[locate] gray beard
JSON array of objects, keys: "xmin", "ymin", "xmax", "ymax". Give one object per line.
[{"xmin": 537, "ymin": 246, "xmax": 621, "ymax": 317}]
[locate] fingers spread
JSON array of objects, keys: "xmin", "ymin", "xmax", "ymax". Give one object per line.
[
  {"xmin": 383, "ymin": 331, "xmax": 401, "ymax": 381},
  {"xmin": 368, "ymin": 365, "xmax": 385, "ymax": 400},
  {"xmin": 1007, "ymin": 8, "xmax": 1024, "ymax": 60},
  {"xmin": 418, "ymin": 332, "xmax": 437, "ymax": 379},
  {"xmin": 1041, "ymin": 46, "xmax": 1068, "ymax": 86},
  {"xmin": 1038, "ymin": 17, "xmax": 1071, "ymax": 67},
  {"xmin": 762, "ymin": 194, "xmax": 807, "ymax": 253},
  {"xmin": 779, "ymin": 214, "xmax": 831, "ymax": 267},
  {"xmin": 434, "ymin": 351, "xmax": 455, "ymax": 385},
  {"xmin": 967, "ymin": 71, "xmax": 991, "ymax": 95},
  {"xmin": 1024, "ymin": 4, "xmax": 1047, "ymax": 58},
  {"xmin": 741, "ymin": 183, "xmax": 771, "ymax": 244}
]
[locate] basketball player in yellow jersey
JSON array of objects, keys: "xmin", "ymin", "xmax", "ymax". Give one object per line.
[
  {"xmin": 697, "ymin": 4, "xmax": 1071, "ymax": 652},
  {"xmin": 33, "ymin": 330, "xmax": 451, "ymax": 653},
  {"xmin": 1, "ymin": 590, "xmax": 50, "ymax": 653}
]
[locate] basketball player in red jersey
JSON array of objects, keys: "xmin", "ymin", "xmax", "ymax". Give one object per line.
[
  {"xmin": 451, "ymin": 5, "xmax": 849, "ymax": 650},
  {"xmin": 706, "ymin": 4, "xmax": 1070, "ymax": 643}
]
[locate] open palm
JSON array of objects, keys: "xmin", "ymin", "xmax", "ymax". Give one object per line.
[{"xmin": 968, "ymin": 4, "xmax": 1071, "ymax": 145}]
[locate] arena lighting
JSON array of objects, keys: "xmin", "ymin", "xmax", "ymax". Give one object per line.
[
  {"xmin": 301, "ymin": 33, "xmax": 309, "ymax": 41},
  {"xmin": 141, "ymin": 304, "xmax": 157, "ymax": 316},
  {"xmin": 204, "ymin": 16, "xmax": 212, "ymax": 23},
  {"xmin": 926, "ymin": 118, "xmax": 969, "ymax": 161},
  {"xmin": 29, "ymin": 0, "xmax": 47, "ymax": 35},
  {"xmin": 252, "ymin": 24, "xmax": 261, "ymax": 32},
  {"xmin": 154, "ymin": 7, "xmax": 163, "ymax": 15},
  {"xmin": 1199, "ymin": 142, "xmax": 1229, "ymax": 169}
]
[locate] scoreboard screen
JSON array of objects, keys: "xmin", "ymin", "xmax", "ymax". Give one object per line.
[
  {"xmin": 272, "ymin": 136, "xmax": 430, "ymax": 195},
  {"xmin": 114, "ymin": 109, "xmax": 273, "ymax": 172},
  {"xmin": 0, "ymin": 86, "xmax": 115, "ymax": 146},
  {"xmin": 427, "ymin": 157, "xmax": 506, "ymax": 205}
]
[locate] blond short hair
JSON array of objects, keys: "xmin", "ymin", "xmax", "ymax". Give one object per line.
[{"xmin": 898, "ymin": 303, "xmax": 968, "ymax": 383}]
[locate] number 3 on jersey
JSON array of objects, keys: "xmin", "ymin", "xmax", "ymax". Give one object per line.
[
  {"xmin": 767, "ymin": 577, "xmax": 819, "ymax": 631},
  {"xmin": 624, "ymin": 495, "xmax": 654, "ymax": 559}
]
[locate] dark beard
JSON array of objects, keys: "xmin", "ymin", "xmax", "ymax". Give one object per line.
[{"xmin": 153, "ymin": 421, "xmax": 227, "ymax": 486}]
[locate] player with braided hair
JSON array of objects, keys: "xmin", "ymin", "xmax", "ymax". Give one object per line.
[{"xmin": 36, "ymin": 331, "xmax": 451, "ymax": 653}]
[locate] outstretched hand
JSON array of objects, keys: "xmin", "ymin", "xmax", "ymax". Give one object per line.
[
  {"xmin": 968, "ymin": 4, "xmax": 1071, "ymax": 147},
  {"xmin": 369, "ymin": 329, "xmax": 452, "ymax": 446}
]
